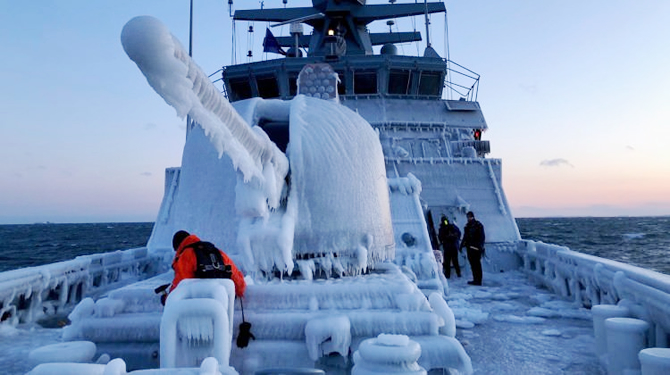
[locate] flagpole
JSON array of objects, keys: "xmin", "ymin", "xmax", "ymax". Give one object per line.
[
  {"xmin": 189, "ymin": 0, "xmax": 193, "ymax": 57},
  {"xmin": 187, "ymin": 0, "xmax": 194, "ymax": 136}
]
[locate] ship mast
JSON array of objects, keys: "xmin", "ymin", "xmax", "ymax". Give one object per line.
[
  {"xmin": 233, "ymin": 0, "xmax": 446, "ymax": 57},
  {"xmin": 424, "ymin": 0, "xmax": 431, "ymax": 49}
]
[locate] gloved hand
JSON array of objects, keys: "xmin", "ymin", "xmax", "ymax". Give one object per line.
[
  {"xmin": 236, "ymin": 321, "xmax": 255, "ymax": 348},
  {"xmin": 155, "ymin": 284, "xmax": 170, "ymax": 306}
]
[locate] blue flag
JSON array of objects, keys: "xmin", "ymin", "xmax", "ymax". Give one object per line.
[{"xmin": 263, "ymin": 28, "xmax": 286, "ymax": 55}]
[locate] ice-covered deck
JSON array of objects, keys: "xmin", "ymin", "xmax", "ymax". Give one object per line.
[
  {"xmin": 58, "ymin": 262, "xmax": 470, "ymax": 374},
  {"xmin": 1, "ymin": 267, "xmax": 601, "ymax": 375},
  {"xmin": 448, "ymin": 270, "xmax": 600, "ymax": 374}
]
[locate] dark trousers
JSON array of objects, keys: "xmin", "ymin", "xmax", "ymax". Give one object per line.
[
  {"xmin": 443, "ymin": 246, "xmax": 461, "ymax": 278},
  {"xmin": 467, "ymin": 247, "xmax": 482, "ymax": 284}
]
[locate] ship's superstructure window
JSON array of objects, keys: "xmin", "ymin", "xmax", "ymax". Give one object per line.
[
  {"xmin": 418, "ymin": 71, "xmax": 442, "ymax": 96},
  {"xmin": 388, "ymin": 69, "xmax": 413, "ymax": 95},
  {"xmin": 257, "ymin": 76, "xmax": 280, "ymax": 99},
  {"xmin": 354, "ymin": 70, "xmax": 378, "ymax": 94},
  {"xmin": 229, "ymin": 78, "xmax": 253, "ymax": 101}
]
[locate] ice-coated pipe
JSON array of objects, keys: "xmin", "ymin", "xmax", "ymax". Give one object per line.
[
  {"xmin": 121, "ymin": 16, "xmax": 288, "ymax": 189},
  {"xmin": 592, "ymin": 304, "xmax": 630, "ymax": 364},
  {"xmin": 605, "ymin": 317, "xmax": 649, "ymax": 375},
  {"xmin": 639, "ymin": 348, "xmax": 670, "ymax": 375}
]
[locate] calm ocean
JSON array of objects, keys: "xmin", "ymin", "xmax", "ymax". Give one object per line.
[{"xmin": 0, "ymin": 217, "xmax": 668, "ymax": 274}]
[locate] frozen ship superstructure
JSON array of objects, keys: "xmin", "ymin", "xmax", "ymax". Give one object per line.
[
  {"xmin": 221, "ymin": 0, "xmax": 520, "ymax": 247},
  {"xmin": 55, "ymin": 1, "xmax": 475, "ymax": 373},
  {"xmin": 6, "ymin": 1, "xmax": 670, "ymax": 375}
]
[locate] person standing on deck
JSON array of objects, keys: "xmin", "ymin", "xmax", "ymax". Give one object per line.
[
  {"xmin": 438, "ymin": 215, "xmax": 461, "ymax": 278},
  {"xmin": 461, "ymin": 211, "xmax": 485, "ymax": 286}
]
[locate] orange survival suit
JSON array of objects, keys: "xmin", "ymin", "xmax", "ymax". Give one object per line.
[{"xmin": 170, "ymin": 233, "xmax": 246, "ymax": 298}]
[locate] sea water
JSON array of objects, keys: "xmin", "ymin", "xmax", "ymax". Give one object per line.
[
  {"xmin": 0, "ymin": 216, "xmax": 668, "ymax": 274},
  {"xmin": 0, "ymin": 222, "xmax": 153, "ymax": 272},
  {"xmin": 517, "ymin": 216, "xmax": 670, "ymax": 275}
]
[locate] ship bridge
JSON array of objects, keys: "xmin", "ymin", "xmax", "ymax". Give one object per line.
[
  {"xmin": 223, "ymin": 54, "xmax": 448, "ymax": 101},
  {"xmin": 223, "ymin": 0, "xmax": 477, "ymax": 103}
]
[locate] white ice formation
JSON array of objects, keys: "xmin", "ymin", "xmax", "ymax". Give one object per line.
[{"xmin": 122, "ymin": 16, "xmax": 394, "ymax": 277}]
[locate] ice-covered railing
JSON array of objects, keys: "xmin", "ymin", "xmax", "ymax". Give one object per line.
[
  {"xmin": 0, "ymin": 247, "xmax": 167, "ymax": 326},
  {"xmin": 514, "ymin": 240, "xmax": 670, "ymax": 346}
]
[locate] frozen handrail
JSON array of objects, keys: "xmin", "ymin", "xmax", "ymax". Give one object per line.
[
  {"xmin": 0, "ymin": 247, "xmax": 161, "ymax": 326},
  {"xmin": 516, "ymin": 240, "xmax": 670, "ymax": 335}
]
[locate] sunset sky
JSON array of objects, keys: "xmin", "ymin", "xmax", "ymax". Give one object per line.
[{"xmin": 1, "ymin": 0, "xmax": 669, "ymax": 224}]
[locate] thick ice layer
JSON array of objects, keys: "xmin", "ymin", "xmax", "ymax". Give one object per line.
[
  {"xmin": 428, "ymin": 293, "xmax": 456, "ymax": 337},
  {"xmin": 305, "ymin": 315, "xmax": 351, "ymax": 360},
  {"xmin": 121, "ymin": 16, "xmax": 288, "ymax": 189},
  {"xmin": 286, "ymin": 95, "xmax": 394, "ymax": 267},
  {"xmin": 123, "ymin": 16, "xmax": 393, "ymax": 275},
  {"xmin": 28, "ymin": 341, "xmax": 96, "ymax": 365},
  {"xmin": 388, "ymin": 174, "xmax": 447, "ymax": 296}
]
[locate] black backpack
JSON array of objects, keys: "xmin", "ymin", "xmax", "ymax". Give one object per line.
[{"xmin": 187, "ymin": 241, "xmax": 233, "ymax": 279}]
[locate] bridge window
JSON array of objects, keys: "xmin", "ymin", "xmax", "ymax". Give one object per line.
[
  {"xmin": 229, "ymin": 78, "xmax": 253, "ymax": 101},
  {"xmin": 418, "ymin": 71, "xmax": 442, "ymax": 96},
  {"xmin": 257, "ymin": 75, "xmax": 280, "ymax": 99},
  {"xmin": 388, "ymin": 69, "xmax": 413, "ymax": 95},
  {"xmin": 354, "ymin": 70, "xmax": 377, "ymax": 94}
]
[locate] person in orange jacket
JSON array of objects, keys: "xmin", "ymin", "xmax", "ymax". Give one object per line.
[{"xmin": 168, "ymin": 230, "xmax": 246, "ymax": 298}]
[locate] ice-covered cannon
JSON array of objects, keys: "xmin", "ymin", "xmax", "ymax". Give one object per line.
[{"xmin": 121, "ymin": 16, "xmax": 394, "ymax": 277}]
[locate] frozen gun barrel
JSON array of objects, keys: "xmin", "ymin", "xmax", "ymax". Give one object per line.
[{"xmin": 121, "ymin": 16, "xmax": 288, "ymax": 188}]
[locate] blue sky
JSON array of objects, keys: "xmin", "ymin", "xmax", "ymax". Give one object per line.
[{"xmin": 1, "ymin": 0, "xmax": 669, "ymax": 224}]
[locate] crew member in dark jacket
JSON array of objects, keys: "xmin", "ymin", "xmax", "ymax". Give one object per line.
[
  {"xmin": 438, "ymin": 215, "xmax": 461, "ymax": 278},
  {"xmin": 461, "ymin": 211, "xmax": 485, "ymax": 285}
]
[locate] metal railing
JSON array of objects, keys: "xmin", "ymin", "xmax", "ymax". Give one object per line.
[{"xmin": 444, "ymin": 59, "xmax": 480, "ymax": 102}]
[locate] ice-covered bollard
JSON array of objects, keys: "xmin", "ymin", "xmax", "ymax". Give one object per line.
[
  {"xmin": 639, "ymin": 348, "xmax": 670, "ymax": 375},
  {"xmin": 161, "ymin": 279, "xmax": 235, "ymax": 368},
  {"xmin": 592, "ymin": 304, "xmax": 630, "ymax": 363},
  {"xmin": 352, "ymin": 334, "xmax": 426, "ymax": 375},
  {"xmin": 605, "ymin": 317, "xmax": 649, "ymax": 375}
]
